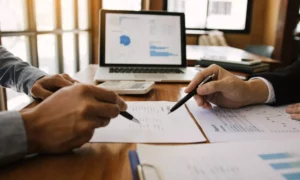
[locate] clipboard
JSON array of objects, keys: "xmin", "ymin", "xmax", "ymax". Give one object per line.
[{"xmin": 128, "ymin": 151, "xmax": 162, "ymax": 180}]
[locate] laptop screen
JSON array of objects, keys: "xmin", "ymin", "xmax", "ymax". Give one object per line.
[{"xmin": 100, "ymin": 10, "xmax": 186, "ymax": 67}]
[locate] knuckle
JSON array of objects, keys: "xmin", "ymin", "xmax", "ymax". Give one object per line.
[
  {"xmin": 108, "ymin": 91, "xmax": 118, "ymax": 103},
  {"xmin": 78, "ymin": 103, "xmax": 91, "ymax": 117},
  {"xmin": 54, "ymin": 74, "xmax": 62, "ymax": 79},
  {"xmin": 77, "ymin": 84, "xmax": 90, "ymax": 94},
  {"xmin": 31, "ymin": 84, "xmax": 39, "ymax": 93},
  {"xmin": 110, "ymin": 105, "xmax": 120, "ymax": 118},
  {"xmin": 210, "ymin": 64, "xmax": 219, "ymax": 69}
]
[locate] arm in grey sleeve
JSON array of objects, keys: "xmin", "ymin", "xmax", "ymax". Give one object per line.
[
  {"xmin": 0, "ymin": 46, "xmax": 47, "ymax": 96},
  {"xmin": 0, "ymin": 111, "xmax": 27, "ymax": 166}
]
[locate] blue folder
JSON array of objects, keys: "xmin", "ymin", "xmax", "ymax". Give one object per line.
[{"xmin": 128, "ymin": 150, "xmax": 140, "ymax": 180}]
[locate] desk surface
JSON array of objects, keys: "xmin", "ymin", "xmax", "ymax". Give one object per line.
[{"xmin": 0, "ymin": 65, "xmax": 197, "ymax": 180}]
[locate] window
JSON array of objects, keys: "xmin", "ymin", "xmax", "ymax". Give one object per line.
[
  {"xmin": 166, "ymin": 0, "xmax": 253, "ymax": 33},
  {"xmin": 102, "ymin": 0, "xmax": 142, "ymax": 10},
  {"xmin": 0, "ymin": 0, "xmax": 92, "ymax": 110}
]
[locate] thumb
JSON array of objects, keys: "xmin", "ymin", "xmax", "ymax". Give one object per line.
[{"xmin": 197, "ymin": 80, "xmax": 231, "ymax": 95}]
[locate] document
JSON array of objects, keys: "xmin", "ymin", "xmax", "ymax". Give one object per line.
[
  {"xmin": 137, "ymin": 139, "xmax": 300, "ymax": 180},
  {"xmin": 90, "ymin": 101, "xmax": 206, "ymax": 143},
  {"xmin": 186, "ymin": 100, "xmax": 300, "ymax": 142}
]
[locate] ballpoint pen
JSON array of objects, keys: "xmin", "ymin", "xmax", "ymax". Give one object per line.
[
  {"xmin": 120, "ymin": 111, "xmax": 140, "ymax": 124},
  {"xmin": 168, "ymin": 74, "xmax": 216, "ymax": 114}
]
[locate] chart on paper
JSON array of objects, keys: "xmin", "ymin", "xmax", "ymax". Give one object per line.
[
  {"xmin": 137, "ymin": 139, "xmax": 300, "ymax": 180},
  {"xmin": 90, "ymin": 101, "xmax": 206, "ymax": 143},
  {"xmin": 186, "ymin": 100, "xmax": 300, "ymax": 142}
]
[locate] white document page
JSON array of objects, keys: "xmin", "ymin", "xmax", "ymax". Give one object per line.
[
  {"xmin": 137, "ymin": 139, "xmax": 300, "ymax": 180},
  {"xmin": 186, "ymin": 100, "xmax": 300, "ymax": 142},
  {"xmin": 90, "ymin": 101, "xmax": 206, "ymax": 143}
]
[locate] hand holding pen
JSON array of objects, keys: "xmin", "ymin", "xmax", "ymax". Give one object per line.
[{"xmin": 169, "ymin": 74, "xmax": 215, "ymax": 114}]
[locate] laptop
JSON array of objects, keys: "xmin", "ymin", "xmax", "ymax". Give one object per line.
[{"xmin": 94, "ymin": 10, "xmax": 198, "ymax": 82}]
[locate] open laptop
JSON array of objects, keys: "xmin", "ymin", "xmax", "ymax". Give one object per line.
[{"xmin": 94, "ymin": 10, "xmax": 198, "ymax": 82}]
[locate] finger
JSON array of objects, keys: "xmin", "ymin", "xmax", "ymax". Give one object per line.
[
  {"xmin": 117, "ymin": 97, "xmax": 127, "ymax": 111},
  {"xmin": 203, "ymin": 101, "xmax": 213, "ymax": 110},
  {"xmin": 194, "ymin": 95, "xmax": 206, "ymax": 107},
  {"xmin": 291, "ymin": 114, "xmax": 300, "ymax": 120},
  {"xmin": 185, "ymin": 65, "xmax": 221, "ymax": 93},
  {"xmin": 98, "ymin": 119, "xmax": 110, "ymax": 127},
  {"xmin": 84, "ymin": 100, "xmax": 121, "ymax": 119},
  {"xmin": 88, "ymin": 117, "xmax": 111, "ymax": 128},
  {"xmin": 90, "ymin": 86, "xmax": 120, "ymax": 104},
  {"xmin": 61, "ymin": 73, "xmax": 79, "ymax": 83},
  {"xmin": 197, "ymin": 80, "xmax": 233, "ymax": 96},
  {"xmin": 286, "ymin": 106, "xmax": 300, "ymax": 114},
  {"xmin": 50, "ymin": 75, "xmax": 73, "ymax": 88},
  {"xmin": 287, "ymin": 103, "xmax": 300, "ymax": 109},
  {"xmin": 31, "ymin": 85, "xmax": 53, "ymax": 99}
]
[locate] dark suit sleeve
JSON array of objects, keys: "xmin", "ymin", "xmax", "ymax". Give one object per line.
[{"xmin": 253, "ymin": 60, "xmax": 300, "ymax": 105}]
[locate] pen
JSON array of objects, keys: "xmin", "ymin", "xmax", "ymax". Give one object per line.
[
  {"xmin": 168, "ymin": 74, "xmax": 216, "ymax": 114},
  {"xmin": 120, "ymin": 111, "xmax": 140, "ymax": 124}
]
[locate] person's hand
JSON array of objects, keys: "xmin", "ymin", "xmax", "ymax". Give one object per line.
[
  {"xmin": 21, "ymin": 84, "xmax": 127, "ymax": 154},
  {"xmin": 185, "ymin": 65, "xmax": 269, "ymax": 109},
  {"xmin": 31, "ymin": 73, "xmax": 79, "ymax": 100},
  {"xmin": 286, "ymin": 103, "xmax": 300, "ymax": 120}
]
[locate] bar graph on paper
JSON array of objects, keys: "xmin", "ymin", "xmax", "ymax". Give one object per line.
[{"xmin": 259, "ymin": 152, "xmax": 300, "ymax": 180}]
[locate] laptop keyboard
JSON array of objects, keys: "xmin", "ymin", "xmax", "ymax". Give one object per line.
[{"xmin": 109, "ymin": 67, "xmax": 184, "ymax": 74}]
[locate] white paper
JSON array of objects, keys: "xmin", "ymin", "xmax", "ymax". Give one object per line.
[
  {"xmin": 186, "ymin": 100, "xmax": 300, "ymax": 142},
  {"xmin": 137, "ymin": 139, "xmax": 300, "ymax": 180},
  {"xmin": 90, "ymin": 101, "xmax": 206, "ymax": 143}
]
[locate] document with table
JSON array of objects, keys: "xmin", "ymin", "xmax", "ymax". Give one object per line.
[
  {"xmin": 187, "ymin": 100, "xmax": 300, "ymax": 142},
  {"xmin": 90, "ymin": 101, "xmax": 206, "ymax": 143},
  {"xmin": 134, "ymin": 139, "xmax": 300, "ymax": 180}
]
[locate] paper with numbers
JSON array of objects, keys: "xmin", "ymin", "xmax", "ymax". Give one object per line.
[
  {"xmin": 90, "ymin": 101, "xmax": 206, "ymax": 143},
  {"xmin": 186, "ymin": 100, "xmax": 300, "ymax": 142}
]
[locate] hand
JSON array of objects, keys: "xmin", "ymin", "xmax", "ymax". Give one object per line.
[
  {"xmin": 286, "ymin": 103, "xmax": 300, "ymax": 120},
  {"xmin": 185, "ymin": 65, "xmax": 269, "ymax": 109},
  {"xmin": 31, "ymin": 73, "xmax": 79, "ymax": 100},
  {"xmin": 21, "ymin": 84, "xmax": 127, "ymax": 154}
]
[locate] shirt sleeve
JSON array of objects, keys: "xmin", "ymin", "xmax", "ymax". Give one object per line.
[
  {"xmin": 0, "ymin": 46, "xmax": 47, "ymax": 97},
  {"xmin": 249, "ymin": 77, "xmax": 276, "ymax": 104},
  {"xmin": 0, "ymin": 111, "xmax": 27, "ymax": 166}
]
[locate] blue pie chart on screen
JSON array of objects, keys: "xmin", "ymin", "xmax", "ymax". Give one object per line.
[{"xmin": 120, "ymin": 35, "xmax": 131, "ymax": 46}]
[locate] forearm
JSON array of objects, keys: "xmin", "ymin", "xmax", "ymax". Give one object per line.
[
  {"xmin": 0, "ymin": 46, "xmax": 47, "ymax": 96},
  {"xmin": 245, "ymin": 79, "xmax": 269, "ymax": 106},
  {"xmin": 0, "ymin": 111, "xmax": 27, "ymax": 166}
]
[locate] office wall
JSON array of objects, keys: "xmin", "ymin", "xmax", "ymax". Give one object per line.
[{"xmin": 186, "ymin": 0, "xmax": 280, "ymax": 49}]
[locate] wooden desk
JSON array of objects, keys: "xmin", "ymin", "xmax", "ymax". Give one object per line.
[{"xmin": 0, "ymin": 65, "xmax": 197, "ymax": 180}]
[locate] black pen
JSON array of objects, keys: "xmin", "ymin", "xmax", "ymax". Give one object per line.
[
  {"xmin": 120, "ymin": 111, "xmax": 140, "ymax": 124},
  {"xmin": 168, "ymin": 74, "xmax": 216, "ymax": 114}
]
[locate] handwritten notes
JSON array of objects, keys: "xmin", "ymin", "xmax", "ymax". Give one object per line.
[
  {"xmin": 186, "ymin": 100, "xmax": 300, "ymax": 142},
  {"xmin": 90, "ymin": 101, "xmax": 206, "ymax": 143}
]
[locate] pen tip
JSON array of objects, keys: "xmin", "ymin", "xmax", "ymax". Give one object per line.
[{"xmin": 133, "ymin": 118, "xmax": 141, "ymax": 124}]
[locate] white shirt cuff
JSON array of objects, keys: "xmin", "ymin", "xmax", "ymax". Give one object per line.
[{"xmin": 249, "ymin": 77, "xmax": 276, "ymax": 104}]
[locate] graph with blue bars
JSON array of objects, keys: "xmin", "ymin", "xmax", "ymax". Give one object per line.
[
  {"xmin": 150, "ymin": 45, "xmax": 178, "ymax": 57},
  {"xmin": 259, "ymin": 152, "xmax": 300, "ymax": 180}
]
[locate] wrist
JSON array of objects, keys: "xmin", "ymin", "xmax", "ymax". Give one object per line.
[
  {"xmin": 20, "ymin": 108, "xmax": 41, "ymax": 154},
  {"xmin": 245, "ymin": 79, "xmax": 269, "ymax": 105}
]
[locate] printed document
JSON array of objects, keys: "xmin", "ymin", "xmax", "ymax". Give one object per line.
[{"xmin": 90, "ymin": 101, "xmax": 206, "ymax": 143}]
